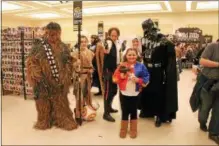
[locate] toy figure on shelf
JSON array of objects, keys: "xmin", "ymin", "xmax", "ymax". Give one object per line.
[{"xmin": 26, "ymin": 22, "xmax": 77, "ymax": 130}]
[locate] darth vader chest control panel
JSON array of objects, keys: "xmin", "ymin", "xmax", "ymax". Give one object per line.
[{"xmin": 141, "ymin": 37, "xmax": 162, "ymax": 62}]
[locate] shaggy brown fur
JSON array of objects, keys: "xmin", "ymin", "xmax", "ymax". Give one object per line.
[
  {"xmin": 26, "ymin": 39, "xmax": 77, "ymax": 130},
  {"xmin": 34, "ymin": 98, "xmax": 52, "ymax": 129}
]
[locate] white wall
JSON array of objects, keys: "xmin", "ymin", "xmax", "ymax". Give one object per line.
[{"xmin": 3, "ymin": 11, "xmax": 218, "ymax": 42}]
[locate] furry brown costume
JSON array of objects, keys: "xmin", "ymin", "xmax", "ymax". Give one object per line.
[{"xmin": 26, "ymin": 22, "xmax": 77, "ymax": 130}]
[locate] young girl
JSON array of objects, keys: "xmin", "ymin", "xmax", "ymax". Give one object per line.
[{"xmin": 113, "ymin": 48, "xmax": 150, "ymax": 138}]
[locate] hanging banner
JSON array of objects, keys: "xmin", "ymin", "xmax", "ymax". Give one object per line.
[
  {"xmin": 73, "ymin": 1, "xmax": 82, "ymax": 31},
  {"xmin": 203, "ymin": 35, "xmax": 213, "ymax": 43},
  {"xmin": 98, "ymin": 21, "xmax": 104, "ymax": 40},
  {"xmin": 175, "ymin": 27, "xmax": 203, "ymax": 43}
]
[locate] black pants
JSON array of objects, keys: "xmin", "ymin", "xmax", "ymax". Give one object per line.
[
  {"xmin": 103, "ymin": 70, "xmax": 117, "ymax": 114},
  {"xmin": 120, "ymin": 93, "xmax": 138, "ymax": 120},
  {"xmin": 92, "ymin": 69, "xmax": 101, "ymax": 92}
]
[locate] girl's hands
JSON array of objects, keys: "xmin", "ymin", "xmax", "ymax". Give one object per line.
[{"xmin": 131, "ymin": 76, "xmax": 139, "ymax": 83}]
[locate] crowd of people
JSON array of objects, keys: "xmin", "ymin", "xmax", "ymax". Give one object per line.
[{"xmin": 26, "ymin": 21, "xmax": 219, "ymax": 144}]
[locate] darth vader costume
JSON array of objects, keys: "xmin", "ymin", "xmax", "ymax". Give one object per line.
[{"xmin": 139, "ymin": 19, "xmax": 178, "ymax": 127}]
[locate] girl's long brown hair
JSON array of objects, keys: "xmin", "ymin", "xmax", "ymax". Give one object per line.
[{"xmin": 123, "ymin": 48, "xmax": 138, "ymax": 62}]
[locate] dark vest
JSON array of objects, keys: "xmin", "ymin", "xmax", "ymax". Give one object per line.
[{"xmin": 103, "ymin": 40, "xmax": 117, "ymax": 72}]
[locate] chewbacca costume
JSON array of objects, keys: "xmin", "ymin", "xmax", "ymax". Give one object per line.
[
  {"xmin": 26, "ymin": 22, "xmax": 77, "ymax": 130},
  {"xmin": 71, "ymin": 47, "xmax": 99, "ymax": 124}
]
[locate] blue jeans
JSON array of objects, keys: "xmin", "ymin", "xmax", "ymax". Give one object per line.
[{"xmin": 198, "ymin": 88, "xmax": 219, "ymax": 135}]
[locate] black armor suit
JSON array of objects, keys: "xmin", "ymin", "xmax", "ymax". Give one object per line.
[{"xmin": 139, "ymin": 19, "xmax": 178, "ymax": 127}]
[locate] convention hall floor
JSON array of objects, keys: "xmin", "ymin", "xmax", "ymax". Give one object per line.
[{"xmin": 1, "ymin": 70, "xmax": 217, "ymax": 145}]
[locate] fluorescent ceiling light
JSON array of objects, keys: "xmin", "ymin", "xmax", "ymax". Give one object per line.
[
  {"xmin": 164, "ymin": 1, "xmax": 172, "ymax": 12},
  {"xmin": 83, "ymin": 4, "xmax": 162, "ymax": 14},
  {"xmin": 44, "ymin": 1, "xmax": 60, "ymax": 4},
  {"xmin": 30, "ymin": 13, "xmax": 61, "ymax": 19},
  {"xmin": 32, "ymin": 1, "xmax": 52, "ymax": 7},
  {"xmin": 196, "ymin": 1, "xmax": 219, "ymax": 9},
  {"xmin": 32, "ymin": 1, "xmax": 64, "ymax": 7},
  {"xmin": 186, "ymin": 1, "xmax": 192, "ymax": 11},
  {"xmin": 2, "ymin": 2, "xmax": 23, "ymax": 11}
]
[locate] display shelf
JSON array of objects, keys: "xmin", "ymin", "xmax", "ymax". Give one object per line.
[{"xmin": 1, "ymin": 26, "xmax": 43, "ymax": 99}]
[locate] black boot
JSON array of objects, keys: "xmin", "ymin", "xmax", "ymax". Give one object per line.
[
  {"xmin": 209, "ymin": 134, "xmax": 219, "ymax": 145},
  {"xmin": 110, "ymin": 108, "xmax": 118, "ymax": 113},
  {"xmin": 103, "ymin": 113, "xmax": 115, "ymax": 122},
  {"xmin": 109, "ymin": 97, "xmax": 118, "ymax": 113},
  {"xmin": 200, "ymin": 123, "xmax": 208, "ymax": 132},
  {"xmin": 155, "ymin": 116, "xmax": 162, "ymax": 127},
  {"xmin": 103, "ymin": 100, "xmax": 115, "ymax": 122}
]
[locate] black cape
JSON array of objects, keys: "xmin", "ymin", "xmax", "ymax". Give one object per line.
[{"xmin": 139, "ymin": 37, "xmax": 178, "ymax": 121}]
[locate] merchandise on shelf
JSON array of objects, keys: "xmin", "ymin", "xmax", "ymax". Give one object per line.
[{"xmin": 1, "ymin": 26, "xmax": 42, "ymax": 96}]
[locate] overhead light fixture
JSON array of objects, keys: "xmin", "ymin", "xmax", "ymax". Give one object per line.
[
  {"xmin": 164, "ymin": 1, "xmax": 172, "ymax": 12},
  {"xmin": 32, "ymin": 1, "xmax": 52, "ymax": 7},
  {"xmin": 30, "ymin": 13, "xmax": 61, "ymax": 19},
  {"xmin": 196, "ymin": 1, "xmax": 219, "ymax": 10},
  {"xmin": 83, "ymin": 4, "xmax": 162, "ymax": 14},
  {"xmin": 186, "ymin": 1, "xmax": 192, "ymax": 11},
  {"xmin": 32, "ymin": 1, "xmax": 69, "ymax": 7},
  {"xmin": 2, "ymin": 2, "xmax": 23, "ymax": 11},
  {"xmin": 44, "ymin": 1, "xmax": 61, "ymax": 4}
]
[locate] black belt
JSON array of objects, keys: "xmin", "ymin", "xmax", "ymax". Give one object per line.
[{"xmin": 146, "ymin": 63, "xmax": 162, "ymax": 68}]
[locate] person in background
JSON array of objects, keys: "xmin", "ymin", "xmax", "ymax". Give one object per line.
[
  {"xmin": 121, "ymin": 40, "xmax": 127, "ymax": 52},
  {"xmin": 198, "ymin": 42, "xmax": 219, "ymax": 144},
  {"xmin": 194, "ymin": 43, "xmax": 207, "ymax": 66},
  {"xmin": 122, "ymin": 38, "xmax": 142, "ymax": 62},
  {"xmin": 103, "ymin": 27, "xmax": 121, "ymax": 122},
  {"xmin": 186, "ymin": 45, "xmax": 194, "ymax": 62},
  {"xmin": 113, "ymin": 48, "xmax": 150, "ymax": 138},
  {"xmin": 90, "ymin": 35, "xmax": 98, "ymax": 52},
  {"xmin": 175, "ymin": 43, "xmax": 182, "ymax": 73},
  {"xmin": 192, "ymin": 43, "xmax": 207, "ymax": 77}
]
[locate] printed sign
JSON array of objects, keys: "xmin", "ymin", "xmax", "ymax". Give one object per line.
[
  {"xmin": 175, "ymin": 27, "xmax": 203, "ymax": 42},
  {"xmin": 98, "ymin": 21, "xmax": 104, "ymax": 40},
  {"xmin": 73, "ymin": 1, "xmax": 82, "ymax": 31},
  {"xmin": 203, "ymin": 35, "xmax": 213, "ymax": 43}
]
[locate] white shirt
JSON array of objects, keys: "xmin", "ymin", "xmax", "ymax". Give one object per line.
[
  {"xmin": 106, "ymin": 40, "xmax": 121, "ymax": 65},
  {"xmin": 121, "ymin": 72, "xmax": 139, "ymax": 96}
]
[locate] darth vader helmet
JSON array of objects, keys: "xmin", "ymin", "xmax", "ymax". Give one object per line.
[{"xmin": 142, "ymin": 19, "xmax": 159, "ymax": 35}]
